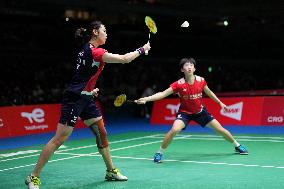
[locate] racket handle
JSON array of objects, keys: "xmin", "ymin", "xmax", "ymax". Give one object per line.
[{"xmin": 145, "ymin": 35, "xmax": 150, "ymax": 55}]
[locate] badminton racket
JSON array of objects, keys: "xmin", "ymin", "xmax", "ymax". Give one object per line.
[
  {"xmin": 145, "ymin": 16, "xmax": 157, "ymax": 55},
  {"xmin": 114, "ymin": 94, "xmax": 135, "ymax": 107}
]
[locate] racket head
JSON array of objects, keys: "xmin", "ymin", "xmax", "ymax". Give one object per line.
[
  {"xmin": 114, "ymin": 94, "xmax": 127, "ymax": 107},
  {"xmin": 145, "ymin": 16, "xmax": 157, "ymax": 34}
]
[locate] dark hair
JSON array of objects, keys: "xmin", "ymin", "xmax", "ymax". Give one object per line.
[
  {"xmin": 179, "ymin": 58, "xmax": 196, "ymax": 69},
  {"xmin": 75, "ymin": 21, "xmax": 103, "ymax": 44}
]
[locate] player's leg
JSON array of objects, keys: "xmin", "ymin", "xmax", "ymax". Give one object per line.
[
  {"xmin": 206, "ymin": 119, "xmax": 236, "ymax": 143},
  {"xmin": 25, "ymin": 123, "xmax": 74, "ymax": 189},
  {"xmin": 195, "ymin": 107, "xmax": 248, "ymax": 155},
  {"xmin": 161, "ymin": 119, "xmax": 185, "ymax": 149},
  {"xmin": 33, "ymin": 123, "xmax": 73, "ymax": 176},
  {"xmin": 25, "ymin": 93, "xmax": 85, "ymax": 189},
  {"xmin": 154, "ymin": 119, "xmax": 186, "ymax": 163},
  {"xmin": 206, "ymin": 119, "xmax": 248, "ymax": 155},
  {"xmin": 84, "ymin": 116, "xmax": 127, "ymax": 181}
]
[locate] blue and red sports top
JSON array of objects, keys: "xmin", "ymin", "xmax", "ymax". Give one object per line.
[{"xmin": 66, "ymin": 43, "xmax": 107, "ymax": 95}]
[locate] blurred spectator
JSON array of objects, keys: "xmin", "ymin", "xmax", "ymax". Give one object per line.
[
  {"xmin": 9, "ymin": 86, "xmax": 24, "ymax": 106},
  {"xmin": 139, "ymin": 83, "xmax": 156, "ymax": 118}
]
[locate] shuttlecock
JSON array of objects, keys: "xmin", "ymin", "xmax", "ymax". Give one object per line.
[{"xmin": 181, "ymin": 21, "xmax": 189, "ymax": 27}]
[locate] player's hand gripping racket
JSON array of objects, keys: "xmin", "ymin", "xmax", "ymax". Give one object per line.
[
  {"xmin": 114, "ymin": 94, "xmax": 135, "ymax": 107},
  {"xmin": 145, "ymin": 16, "xmax": 157, "ymax": 55}
]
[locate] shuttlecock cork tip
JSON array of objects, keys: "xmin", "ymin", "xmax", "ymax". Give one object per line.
[{"xmin": 181, "ymin": 21, "xmax": 189, "ymax": 27}]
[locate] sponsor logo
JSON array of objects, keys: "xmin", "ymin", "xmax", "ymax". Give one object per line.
[
  {"xmin": 165, "ymin": 104, "xmax": 180, "ymax": 120},
  {"xmin": 21, "ymin": 108, "xmax": 48, "ymax": 131},
  {"xmin": 182, "ymin": 93, "xmax": 202, "ymax": 100},
  {"xmin": 92, "ymin": 60, "xmax": 100, "ymax": 68},
  {"xmin": 24, "ymin": 125, "xmax": 48, "ymax": 130},
  {"xmin": 166, "ymin": 104, "xmax": 180, "ymax": 114},
  {"xmin": 0, "ymin": 118, "xmax": 3, "ymax": 127},
  {"xmin": 21, "ymin": 108, "xmax": 45, "ymax": 123},
  {"xmin": 220, "ymin": 102, "xmax": 243, "ymax": 121},
  {"xmin": 267, "ymin": 116, "xmax": 283, "ymax": 123},
  {"xmin": 177, "ymin": 114, "xmax": 183, "ymax": 119}
]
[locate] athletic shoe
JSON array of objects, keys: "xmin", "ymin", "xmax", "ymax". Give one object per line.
[
  {"xmin": 105, "ymin": 168, "xmax": 128, "ymax": 181},
  {"xmin": 235, "ymin": 145, "xmax": 249, "ymax": 155},
  {"xmin": 153, "ymin": 152, "xmax": 163, "ymax": 163},
  {"xmin": 25, "ymin": 175, "xmax": 41, "ymax": 189}
]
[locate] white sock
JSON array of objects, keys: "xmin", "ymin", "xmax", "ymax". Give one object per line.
[
  {"xmin": 157, "ymin": 146, "xmax": 165, "ymax": 154},
  {"xmin": 233, "ymin": 140, "xmax": 240, "ymax": 147}
]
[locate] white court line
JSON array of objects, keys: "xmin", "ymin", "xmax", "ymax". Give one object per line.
[
  {"xmin": 0, "ymin": 135, "xmax": 189, "ymax": 172},
  {"xmin": 55, "ymin": 152, "xmax": 284, "ymax": 170},
  {"xmin": 176, "ymin": 134, "xmax": 284, "ymax": 140},
  {"xmin": 0, "ymin": 134, "xmax": 160, "ymax": 162},
  {"xmin": 159, "ymin": 137, "xmax": 284, "ymax": 143},
  {"xmin": 152, "ymin": 135, "xmax": 284, "ymax": 143},
  {"xmin": 1, "ymin": 133, "xmax": 283, "ymax": 163},
  {"xmin": 1, "ymin": 134, "xmax": 283, "ymax": 172},
  {"xmin": 0, "ymin": 155, "xmax": 84, "ymax": 172}
]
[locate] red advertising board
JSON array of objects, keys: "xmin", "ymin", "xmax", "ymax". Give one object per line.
[
  {"xmin": 261, "ymin": 96, "xmax": 284, "ymax": 125},
  {"xmin": 0, "ymin": 104, "xmax": 87, "ymax": 138},
  {"xmin": 150, "ymin": 97, "xmax": 284, "ymax": 126},
  {"xmin": 151, "ymin": 99, "xmax": 181, "ymax": 125},
  {"xmin": 0, "ymin": 107, "xmax": 12, "ymax": 138},
  {"xmin": 203, "ymin": 97, "xmax": 264, "ymax": 125}
]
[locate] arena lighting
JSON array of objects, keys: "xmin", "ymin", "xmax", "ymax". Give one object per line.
[
  {"xmin": 223, "ymin": 20, "xmax": 229, "ymax": 26},
  {"xmin": 208, "ymin": 66, "xmax": 213, "ymax": 73},
  {"xmin": 216, "ymin": 17, "xmax": 229, "ymax": 27},
  {"xmin": 64, "ymin": 9, "xmax": 92, "ymax": 20}
]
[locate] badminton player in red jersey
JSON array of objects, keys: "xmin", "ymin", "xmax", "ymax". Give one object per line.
[
  {"xmin": 25, "ymin": 20, "xmax": 151, "ymax": 189},
  {"xmin": 135, "ymin": 58, "xmax": 248, "ymax": 163}
]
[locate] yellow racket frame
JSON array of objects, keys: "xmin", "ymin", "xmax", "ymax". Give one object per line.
[
  {"xmin": 114, "ymin": 94, "xmax": 127, "ymax": 107},
  {"xmin": 145, "ymin": 16, "xmax": 157, "ymax": 34}
]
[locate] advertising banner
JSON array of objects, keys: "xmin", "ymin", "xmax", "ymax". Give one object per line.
[
  {"xmin": 261, "ymin": 97, "xmax": 284, "ymax": 125},
  {"xmin": 203, "ymin": 97, "xmax": 264, "ymax": 126},
  {"xmin": 0, "ymin": 104, "xmax": 87, "ymax": 138},
  {"xmin": 150, "ymin": 97, "xmax": 284, "ymax": 126},
  {"xmin": 0, "ymin": 107, "xmax": 12, "ymax": 138}
]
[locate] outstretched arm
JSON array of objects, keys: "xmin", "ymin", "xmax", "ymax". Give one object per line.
[
  {"xmin": 102, "ymin": 43, "xmax": 151, "ymax": 64},
  {"xmin": 135, "ymin": 87, "xmax": 174, "ymax": 104},
  {"xmin": 203, "ymin": 85, "xmax": 228, "ymax": 110}
]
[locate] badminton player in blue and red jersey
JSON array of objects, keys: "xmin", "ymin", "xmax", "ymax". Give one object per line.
[
  {"xmin": 25, "ymin": 21, "xmax": 151, "ymax": 189},
  {"xmin": 135, "ymin": 58, "xmax": 248, "ymax": 163}
]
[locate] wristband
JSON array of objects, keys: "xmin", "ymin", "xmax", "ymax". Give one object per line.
[{"xmin": 136, "ymin": 47, "xmax": 145, "ymax": 55}]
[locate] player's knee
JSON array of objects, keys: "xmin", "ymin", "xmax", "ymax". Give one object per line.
[
  {"xmin": 51, "ymin": 137, "xmax": 66, "ymax": 147},
  {"xmin": 171, "ymin": 125, "xmax": 184, "ymax": 133},
  {"xmin": 170, "ymin": 128, "xmax": 180, "ymax": 135},
  {"xmin": 89, "ymin": 119, "xmax": 109, "ymax": 149}
]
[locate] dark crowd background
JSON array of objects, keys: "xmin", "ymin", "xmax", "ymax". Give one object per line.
[{"xmin": 0, "ymin": 0, "xmax": 283, "ymax": 114}]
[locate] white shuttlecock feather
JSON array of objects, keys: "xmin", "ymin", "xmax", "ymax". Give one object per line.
[{"xmin": 181, "ymin": 21, "xmax": 189, "ymax": 27}]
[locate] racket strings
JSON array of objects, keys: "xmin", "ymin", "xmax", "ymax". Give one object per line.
[
  {"xmin": 114, "ymin": 94, "xmax": 127, "ymax": 107},
  {"xmin": 145, "ymin": 16, "xmax": 157, "ymax": 34}
]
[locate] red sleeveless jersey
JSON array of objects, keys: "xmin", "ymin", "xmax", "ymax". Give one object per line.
[{"xmin": 170, "ymin": 76, "xmax": 207, "ymax": 114}]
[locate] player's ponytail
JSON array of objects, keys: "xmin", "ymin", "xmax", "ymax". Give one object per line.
[
  {"xmin": 75, "ymin": 21, "xmax": 103, "ymax": 46},
  {"xmin": 75, "ymin": 27, "xmax": 89, "ymax": 47},
  {"xmin": 75, "ymin": 27, "xmax": 88, "ymax": 39}
]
